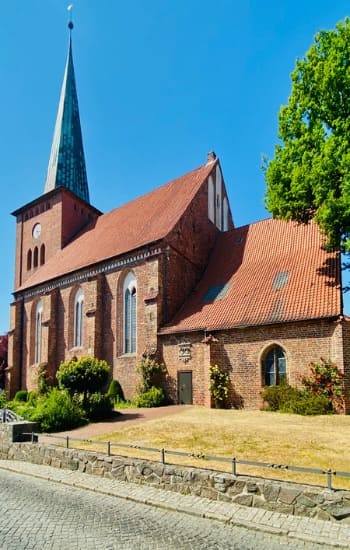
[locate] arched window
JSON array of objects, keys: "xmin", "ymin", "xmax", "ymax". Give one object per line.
[
  {"xmin": 208, "ymin": 175, "xmax": 215, "ymax": 222},
  {"xmin": 40, "ymin": 244, "xmax": 45, "ymax": 265},
  {"xmin": 263, "ymin": 346, "xmax": 286, "ymax": 386},
  {"xmin": 223, "ymin": 197, "xmax": 229, "ymax": 231},
  {"xmin": 74, "ymin": 288, "xmax": 84, "ymax": 347},
  {"xmin": 27, "ymin": 249, "xmax": 32, "ymax": 271},
  {"xmin": 35, "ymin": 300, "xmax": 43, "ymax": 364},
  {"xmin": 124, "ymin": 273, "xmax": 137, "ymax": 354},
  {"xmin": 215, "ymin": 165, "xmax": 222, "ymax": 230},
  {"xmin": 33, "ymin": 246, "xmax": 39, "ymax": 268}
]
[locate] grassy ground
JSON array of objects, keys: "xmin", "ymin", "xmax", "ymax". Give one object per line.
[{"xmin": 77, "ymin": 407, "xmax": 350, "ymax": 489}]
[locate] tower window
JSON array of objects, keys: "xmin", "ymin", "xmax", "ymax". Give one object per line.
[
  {"xmin": 27, "ymin": 249, "xmax": 32, "ymax": 271},
  {"xmin": 33, "ymin": 247, "xmax": 39, "ymax": 268},
  {"xmin": 40, "ymin": 244, "xmax": 45, "ymax": 265}
]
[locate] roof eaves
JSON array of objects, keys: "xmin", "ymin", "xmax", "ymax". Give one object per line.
[{"xmin": 158, "ymin": 313, "xmax": 342, "ymax": 336}]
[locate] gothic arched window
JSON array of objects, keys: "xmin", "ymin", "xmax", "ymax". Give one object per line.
[
  {"xmin": 124, "ymin": 273, "xmax": 137, "ymax": 354},
  {"xmin": 27, "ymin": 249, "xmax": 32, "ymax": 271},
  {"xmin": 74, "ymin": 288, "xmax": 84, "ymax": 348},
  {"xmin": 263, "ymin": 345, "xmax": 286, "ymax": 386},
  {"xmin": 33, "ymin": 246, "xmax": 39, "ymax": 268},
  {"xmin": 35, "ymin": 300, "xmax": 43, "ymax": 364}
]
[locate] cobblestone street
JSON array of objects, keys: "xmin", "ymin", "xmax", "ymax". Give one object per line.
[{"xmin": 0, "ymin": 468, "xmax": 333, "ymax": 550}]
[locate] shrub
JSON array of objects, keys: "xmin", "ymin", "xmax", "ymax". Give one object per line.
[
  {"xmin": 302, "ymin": 358, "xmax": 345, "ymax": 413},
  {"xmin": 34, "ymin": 362, "xmax": 52, "ymax": 394},
  {"xmin": 29, "ymin": 388, "xmax": 87, "ymax": 432},
  {"xmin": 290, "ymin": 393, "xmax": 333, "ymax": 416},
  {"xmin": 14, "ymin": 390, "xmax": 28, "ymax": 402},
  {"xmin": 80, "ymin": 393, "xmax": 113, "ymax": 421},
  {"xmin": 262, "ymin": 383, "xmax": 334, "ymax": 415},
  {"xmin": 261, "ymin": 383, "xmax": 300, "ymax": 412},
  {"xmin": 107, "ymin": 380, "xmax": 125, "ymax": 404},
  {"xmin": 133, "ymin": 386, "xmax": 165, "ymax": 408},
  {"xmin": 57, "ymin": 357, "xmax": 111, "ymax": 397},
  {"xmin": 0, "ymin": 389, "xmax": 7, "ymax": 408},
  {"xmin": 209, "ymin": 364, "xmax": 229, "ymax": 407},
  {"xmin": 137, "ymin": 357, "xmax": 165, "ymax": 393}
]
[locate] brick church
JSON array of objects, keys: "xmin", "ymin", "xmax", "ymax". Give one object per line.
[{"xmin": 7, "ymin": 24, "xmax": 350, "ymax": 411}]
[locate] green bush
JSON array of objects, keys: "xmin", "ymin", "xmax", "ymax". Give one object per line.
[
  {"xmin": 261, "ymin": 384, "xmax": 300, "ymax": 412},
  {"xmin": 29, "ymin": 388, "xmax": 87, "ymax": 432},
  {"xmin": 14, "ymin": 390, "xmax": 29, "ymax": 402},
  {"xmin": 137, "ymin": 357, "xmax": 166, "ymax": 393},
  {"xmin": 28, "ymin": 391, "xmax": 39, "ymax": 405},
  {"xmin": 302, "ymin": 358, "xmax": 345, "ymax": 413},
  {"xmin": 262, "ymin": 383, "xmax": 333, "ymax": 415},
  {"xmin": 0, "ymin": 389, "xmax": 7, "ymax": 408},
  {"xmin": 57, "ymin": 357, "xmax": 111, "ymax": 397},
  {"xmin": 133, "ymin": 386, "xmax": 165, "ymax": 408},
  {"xmin": 80, "ymin": 393, "xmax": 113, "ymax": 421},
  {"xmin": 289, "ymin": 393, "xmax": 333, "ymax": 415},
  {"xmin": 209, "ymin": 364, "xmax": 229, "ymax": 407},
  {"xmin": 107, "ymin": 380, "xmax": 125, "ymax": 404}
]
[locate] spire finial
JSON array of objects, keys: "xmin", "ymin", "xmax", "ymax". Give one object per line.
[{"xmin": 67, "ymin": 4, "xmax": 74, "ymax": 30}]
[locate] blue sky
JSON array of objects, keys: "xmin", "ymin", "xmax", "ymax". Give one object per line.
[{"xmin": 1, "ymin": 0, "xmax": 350, "ymax": 334}]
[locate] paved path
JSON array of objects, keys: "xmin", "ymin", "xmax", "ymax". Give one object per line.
[
  {"xmin": 52, "ymin": 405, "xmax": 193, "ymax": 439},
  {"xmin": 0, "ymin": 460, "xmax": 349, "ymax": 548}
]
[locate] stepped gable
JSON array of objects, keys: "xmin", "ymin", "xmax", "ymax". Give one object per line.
[
  {"xmin": 160, "ymin": 218, "xmax": 341, "ymax": 333},
  {"xmin": 18, "ymin": 161, "xmax": 216, "ymax": 291}
]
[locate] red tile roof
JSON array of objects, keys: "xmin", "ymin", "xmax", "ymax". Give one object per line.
[
  {"xmin": 160, "ymin": 218, "xmax": 341, "ymax": 333},
  {"xmin": 18, "ymin": 162, "xmax": 215, "ymax": 291}
]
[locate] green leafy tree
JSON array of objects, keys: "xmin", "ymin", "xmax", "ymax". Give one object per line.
[
  {"xmin": 57, "ymin": 357, "xmax": 110, "ymax": 400},
  {"xmin": 264, "ymin": 18, "xmax": 350, "ymax": 251}
]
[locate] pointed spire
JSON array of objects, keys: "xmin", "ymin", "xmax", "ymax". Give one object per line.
[{"xmin": 44, "ymin": 19, "xmax": 90, "ymax": 203}]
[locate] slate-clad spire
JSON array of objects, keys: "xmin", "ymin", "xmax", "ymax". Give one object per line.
[{"xmin": 44, "ymin": 22, "xmax": 90, "ymax": 203}]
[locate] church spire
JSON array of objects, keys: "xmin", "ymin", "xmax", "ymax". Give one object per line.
[{"xmin": 44, "ymin": 20, "xmax": 90, "ymax": 203}]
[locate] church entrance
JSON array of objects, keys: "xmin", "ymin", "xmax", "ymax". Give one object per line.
[{"xmin": 178, "ymin": 371, "xmax": 192, "ymax": 404}]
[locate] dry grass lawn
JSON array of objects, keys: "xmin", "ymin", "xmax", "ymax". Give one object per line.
[{"xmin": 80, "ymin": 408, "xmax": 350, "ymax": 489}]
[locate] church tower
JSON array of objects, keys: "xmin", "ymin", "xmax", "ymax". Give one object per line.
[
  {"xmin": 11, "ymin": 22, "xmax": 100, "ymax": 291},
  {"xmin": 8, "ymin": 21, "xmax": 100, "ymax": 395}
]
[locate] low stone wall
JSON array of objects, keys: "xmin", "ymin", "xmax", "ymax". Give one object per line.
[
  {"xmin": 0, "ymin": 421, "xmax": 38, "ymax": 442},
  {"xmin": 1, "ymin": 436, "xmax": 350, "ymax": 523}
]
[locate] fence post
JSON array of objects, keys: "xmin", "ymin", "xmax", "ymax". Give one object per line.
[
  {"xmin": 66, "ymin": 436, "xmax": 69, "ymax": 449},
  {"xmin": 107, "ymin": 441, "xmax": 111, "ymax": 456},
  {"xmin": 232, "ymin": 457, "xmax": 237, "ymax": 476},
  {"xmin": 160, "ymin": 448, "xmax": 165, "ymax": 464},
  {"xmin": 326, "ymin": 469, "xmax": 333, "ymax": 491}
]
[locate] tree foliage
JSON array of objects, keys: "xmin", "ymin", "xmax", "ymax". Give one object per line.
[
  {"xmin": 264, "ymin": 18, "xmax": 350, "ymax": 250},
  {"xmin": 57, "ymin": 356, "xmax": 110, "ymax": 397}
]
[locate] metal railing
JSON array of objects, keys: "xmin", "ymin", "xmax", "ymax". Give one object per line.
[
  {"xmin": 0, "ymin": 408, "xmax": 23, "ymax": 423},
  {"xmin": 30, "ymin": 432, "xmax": 350, "ymax": 492}
]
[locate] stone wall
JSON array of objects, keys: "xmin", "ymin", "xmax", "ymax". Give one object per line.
[{"xmin": 1, "ymin": 437, "xmax": 349, "ymax": 523}]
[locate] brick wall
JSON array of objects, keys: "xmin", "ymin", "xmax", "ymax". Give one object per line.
[{"xmin": 160, "ymin": 318, "xmax": 348, "ymax": 410}]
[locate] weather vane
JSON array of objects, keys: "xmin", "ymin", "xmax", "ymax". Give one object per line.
[{"xmin": 67, "ymin": 4, "xmax": 74, "ymax": 30}]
